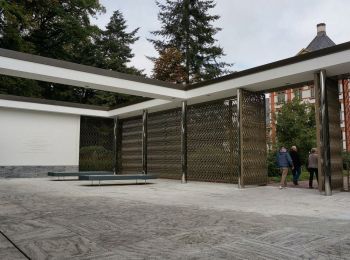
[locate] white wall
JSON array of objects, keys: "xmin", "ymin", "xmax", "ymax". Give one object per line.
[{"xmin": 0, "ymin": 108, "xmax": 80, "ymax": 166}]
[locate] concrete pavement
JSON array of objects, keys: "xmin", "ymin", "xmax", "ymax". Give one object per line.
[{"xmin": 0, "ymin": 178, "xmax": 349, "ymax": 259}]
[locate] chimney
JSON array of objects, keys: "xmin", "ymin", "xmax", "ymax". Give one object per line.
[{"xmin": 317, "ymin": 23, "xmax": 326, "ymax": 35}]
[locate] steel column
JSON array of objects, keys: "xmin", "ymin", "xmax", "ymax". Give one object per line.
[
  {"xmin": 228, "ymin": 100, "xmax": 235, "ymax": 183},
  {"xmin": 113, "ymin": 117, "xmax": 118, "ymax": 174},
  {"xmin": 181, "ymin": 101, "xmax": 188, "ymax": 183},
  {"xmin": 142, "ymin": 109, "xmax": 148, "ymax": 175},
  {"xmin": 237, "ymin": 89, "xmax": 244, "ymax": 188},
  {"xmin": 319, "ymin": 70, "xmax": 332, "ymax": 196},
  {"xmin": 343, "ymin": 79, "xmax": 350, "ymax": 151}
]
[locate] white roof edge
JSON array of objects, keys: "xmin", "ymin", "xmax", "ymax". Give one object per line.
[
  {"xmin": 108, "ymin": 99, "xmax": 173, "ymax": 118},
  {"xmin": 0, "ymin": 98, "xmax": 177, "ymax": 119},
  {"xmin": 0, "ymin": 99, "xmax": 110, "ymax": 117},
  {"xmin": 0, "ymin": 56, "xmax": 186, "ymax": 100}
]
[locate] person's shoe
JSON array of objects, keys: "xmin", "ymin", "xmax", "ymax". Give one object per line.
[
  {"xmin": 295, "ymin": 181, "xmax": 299, "ymax": 185},
  {"xmin": 293, "ymin": 180, "xmax": 297, "ymax": 185},
  {"xmin": 279, "ymin": 186, "xmax": 283, "ymax": 189}
]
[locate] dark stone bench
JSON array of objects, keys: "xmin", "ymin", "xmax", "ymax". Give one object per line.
[
  {"xmin": 79, "ymin": 174, "xmax": 158, "ymax": 185},
  {"xmin": 48, "ymin": 171, "xmax": 114, "ymax": 179}
]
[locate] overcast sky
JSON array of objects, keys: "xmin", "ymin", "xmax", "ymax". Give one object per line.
[{"xmin": 92, "ymin": 0, "xmax": 350, "ymax": 76}]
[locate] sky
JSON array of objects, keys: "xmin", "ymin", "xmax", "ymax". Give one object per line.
[{"xmin": 91, "ymin": 0, "xmax": 350, "ymax": 76}]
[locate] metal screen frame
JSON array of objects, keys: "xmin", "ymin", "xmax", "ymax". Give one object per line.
[
  {"xmin": 120, "ymin": 116, "xmax": 143, "ymax": 174},
  {"xmin": 315, "ymin": 72, "xmax": 343, "ymax": 193},
  {"xmin": 147, "ymin": 108, "xmax": 182, "ymax": 179},
  {"xmin": 239, "ymin": 89, "xmax": 268, "ymax": 186},
  {"xmin": 187, "ymin": 98, "xmax": 239, "ymax": 183},
  {"xmin": 327, "ymin": 78, "xmax": 343, "ymax": 189},
  {"xmin": 117, "ymin": 94, "xmax": 268, "ymax": 186}
]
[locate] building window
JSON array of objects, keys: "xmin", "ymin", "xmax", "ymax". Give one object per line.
[
  {"xmin": 310, "ymin": 86, "xmax": 315, "ymax": 98},
  {"xmin": 277, "ymin": 91, "xmax": 285, "ymax": 104},
  {"xmin": 293, "ymin": 88, "xmax": 302, "ymax": 100},
  {"xmin": 338, "ymin": 82, "xmax": 343, "ymax": 94}
]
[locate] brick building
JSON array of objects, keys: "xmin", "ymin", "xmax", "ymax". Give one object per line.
[{"xmin": 268, "ymin": 23, "xmax": 350, "ymax": 150}]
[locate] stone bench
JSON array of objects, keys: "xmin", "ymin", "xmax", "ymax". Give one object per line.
[
  {"xmin": 78, "ymin": 174, "xmax": 158, "ymax": 185},
  {"xmin": 48, "ymin": 171, "xmax": 114, "ymax": 180}
]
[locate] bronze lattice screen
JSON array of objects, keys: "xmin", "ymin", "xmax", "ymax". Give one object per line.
[
  {"xmin": 240, "ymin": 90, "xmax": 268, "ymax": 185},
  {"xmin": 120, "ymin": 116, "xmax": 143, "ymax": 174},
  {"xmin": 147, "ymin": 109, "xmax": 182, "ymax": 179},
  {"xmin": 118, "ymin": 94, "xmax": 267, "ymax": 184},
  {"xmin": 187, "ymin": 98, "xmax": 239, "ymax": 183},
  {"xmin": 326, "ymin": 79, "xmax": 343, "ymax": 189},
  {"xmin": 79, "ymin": 116, "xmax": 114, "ymax": 171}
]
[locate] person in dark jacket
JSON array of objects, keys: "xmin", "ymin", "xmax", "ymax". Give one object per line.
[
  {"xmin": 290, "ymin": 146, "xmax": 301, "ymax": 185},
  {"xmin": 276, "ymin": 146, "xmax": 294, "ymax": 189}
]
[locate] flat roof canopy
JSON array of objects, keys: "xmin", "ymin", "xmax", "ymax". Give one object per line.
[{"xmin": 1, "ymin": 41, "xmax": 350, "ymax": 118}]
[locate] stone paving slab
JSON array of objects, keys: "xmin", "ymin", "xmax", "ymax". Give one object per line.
[
  {"xmin": 0, "ymin": 178, "xmax": 349, "ymax": 259},
  {"xmin": 0, "ymin": 233, "xmax": 27, "ymax": 260}
]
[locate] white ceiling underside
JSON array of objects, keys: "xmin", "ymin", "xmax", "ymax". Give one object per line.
[{"xmin": 1, "ymin": 47, "xmax": 350, "ymax": 118}]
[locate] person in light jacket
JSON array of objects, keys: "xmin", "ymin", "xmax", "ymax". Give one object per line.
[
  {"xmin": 307, "ymin": 148, "xmax": 318, "ymax": 189},
  {"xmin": 277, "ymin": 146, "xmax": 294, "ymax": 189}
]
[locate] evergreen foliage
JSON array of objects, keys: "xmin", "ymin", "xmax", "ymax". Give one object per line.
[
  {"xmin": 149, "ymin": 0, "xmax": 232, "ymax": 84},
  {"xmin": 0, "ymin": 1, "xmax": 142, "ymax": 106},
  {"xmin": 96, "ymin": 10, "xmax": 142, "ymax": 75}
]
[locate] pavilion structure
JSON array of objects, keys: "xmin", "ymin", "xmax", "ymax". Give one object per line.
[{"xmin": 1, "ymin": 41, "xmax": 350, "ymax": 195}]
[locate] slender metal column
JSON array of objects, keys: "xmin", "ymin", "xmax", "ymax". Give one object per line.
[
  {"xmin": 113, "ymin": 117, "xmax": 118, "ymax": 175},
  {"xmin": 181, "ymin": 101, "xmax": 188, "ymax": 183},
  {"xmin": 228, "ymin": 100, "xmax": 235, "ymax": 183},
  {"xmin": 237, "ymin": 89, "xmax": 244, "ymax": 188},
  {"xmin": 142, "ymin": 110, "xmax": 148, "ymax": 175},
  {"xmin": 319, "ymin": 70, "xmax": 332, "ymax": 196}
]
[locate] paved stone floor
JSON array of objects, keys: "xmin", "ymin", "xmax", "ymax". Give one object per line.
[{"xmin": 0, "ymin": 178, "xmax": 349, "ymax": 259}]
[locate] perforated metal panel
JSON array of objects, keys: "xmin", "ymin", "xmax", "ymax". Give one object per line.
[
  {"xmin": 121, "ymin": 116, "xmax": 143, "ymax": 174},
  {"xmin": 240, "ymin": 90, "xmax": 268, "ymax": 185},
  {"xmin": 147, "ymin": 109, "xmax": 182, "ymax": 179},
  {"xmin": 327, "ymin": 79, "xmax": 343, "ymax": 189},
  {"xmin": 79, "ymin": 116, "xmax": 114, "ymax": 171},
  {"xmin": 187, "ymin": 98, "xmax": 239, "ymax": 183}
]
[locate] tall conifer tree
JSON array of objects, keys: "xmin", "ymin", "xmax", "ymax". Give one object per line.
[
  {"xmin": 150, "ymin": 0, "xmax": 231, "ymax": 84},
  {"xmin": 97, "ymin": 10, "xmax": 142, "ymax": 75}
]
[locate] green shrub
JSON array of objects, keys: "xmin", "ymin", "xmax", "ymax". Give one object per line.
[
  {"xmin": 79, "ymin": 146, "xmax": 114, "ymax": 171},
  {"xmin": 267, "ymin": 149, "xmax": 280, "ymax": 177}
]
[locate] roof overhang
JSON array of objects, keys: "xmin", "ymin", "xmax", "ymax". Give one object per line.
[
  {"xmin": 1, "ymin": 41, "xmax": 350, "ymax": 118},
  {"xmin": 0, "ymin": 49, "xmax": 186, "ymax": 101}
]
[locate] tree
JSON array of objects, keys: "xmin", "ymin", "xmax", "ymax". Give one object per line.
[
  {"xmin": 0, "ymin": 2, "xmax": 142, "ymax": 107},
  {"xmin": 276, "ymin": 98, "xmax": 316, "ymax": 165},
  {"xmin": 149, "ymin": 0, "xmax": 232, "ymax": 84},
  {"xmin": 96, "ymin": 10, "xmax": 142, "ymax": 75},
  {"xmin": 152, "ymin": 47, "xmax": 187, "ymax": 83}
]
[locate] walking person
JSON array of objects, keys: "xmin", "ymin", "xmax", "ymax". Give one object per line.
[
  {"xmin": 290, "ymin": 146, "xmax": 301, "ymax": 185},
  {"xmin": 277, "ymin": 146, "xmax": 294, "ymax": 189},
  {"xmin": 307, "ymin": 148, "xmax": 318, "ymax": 189}
]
